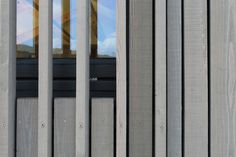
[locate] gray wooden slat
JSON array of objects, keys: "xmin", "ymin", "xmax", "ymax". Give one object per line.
[
  {"xmin": 116, "ymin": 0, "xmax": 127, "ymax": 156},
  {"xmin": 129, "ymin": 0, "xmax": 153, "ymax": 157},
  {"xmin": 54, "ymin": 98, "xmax": 114, "ymax": 157},
  {"xmin": 54, "ymin": 98, "xmax": 76, "ymax": 157},
  {"xmin": 91, "ymin": 98, "xmax": 114, "ymax": 157},
  {"xmin": 17, "ymin": 98, "xmax": 38, "ymax": 157},
  {"xmin": 211, "ymin": 0, "xmax": 236, "ymax": 156},
  {"xmin": 76, "ymin": 0, "xmax": 90, "ymax": 156},
  {"xmin": 167, "ymin": 0, "xmax": 182, "ymax": 156},
  {"xmin": 0, "ymin": 0, "xmax": 16, "ymax": 156},
  {"xmin": 184, "ymin": 0, "xmax": 208, "ymax": 156},
  {"xmin": 155, "ymin": 0, "xmax": 167, "ymax": 156},
  {"xmin": 38, "ymin": 0, "xmax": 53, "ymax": 156}
]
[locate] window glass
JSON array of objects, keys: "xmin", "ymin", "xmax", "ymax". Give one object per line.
[
  {"xmin": 17, "ymin": 0, "xmax": 38, "ymax": 58},
  {"xmin": 16, "ymin": 0, "xmax": 116, "ymax": 58},
  {"xmin": 53, "ymin": 0, "xmax": 76, "ymax": 58},
  {"xmin": 97, "ymin": 0, "xmax": 116, "ymax": 58}
]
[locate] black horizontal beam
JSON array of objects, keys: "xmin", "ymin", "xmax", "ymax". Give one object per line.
[
  {"xmin": 16, "ymin": 91, "xmax": 115, "ymax": 98},
  {"xmin": 17, "ymin": 58, "xmax": 116, "ymax": 79},
  {"xmin": 17, "ymin": 80, "xmax": 115, "ymax": 91},
  {"xmin": 16, "ymin": 58, "xmax": 116, "ymax": 98}
]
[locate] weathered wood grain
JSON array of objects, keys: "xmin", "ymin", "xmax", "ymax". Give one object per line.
[
  {"xmin": 184, "ymin": 0, "xmax": 208, "ymax": 156},
  {"xmin": 0, "ymin": 0, "xmax": 16, "ymax": 156},
  {"xmin": 129, "ymin": 0, "xmax": 153, "ymax": 156},
  {"xmin": 167, "ymin": 0, "xmax": 182, "ymax": 156},
  {"xmin": 38, "ymin": 0, "xmax": 53, "ymax": 156},
  {"xmin": 17, "ymin": 98, "xmax": 38, "ymax": 157},
  {"xmin": 155, "ymin": 0, "xmax": 167, "ymax": 156},
  {"xmin": 211, "ymin": 0, "xmax": 236, "ymax": 156},
  {"xmin": 116, "ymin": 0, "xmax": 127, "ymax": 156},
  {"xmin": 76, "ymin": 1, "xmax": 90, "ymax": 156},
  {"xmin": 91, "ymin": 98, "xmax": 114, "ymax": 157},
  {"xmin": 54, "ymin": 98, "xmax": 76, "ymax": 157},
  {"xmin": 54, "ymin": 98, "xmax": 114, "ymax": 157}
]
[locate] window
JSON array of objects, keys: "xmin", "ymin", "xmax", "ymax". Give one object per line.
[
  {"xmin": 16, "ymin": 0, "xmax": 116, "ymax": 97},
  {"xmin": 16, "ymin": 0, "xmax": 116, "ymax": 58},
  {"xmin": 17, "ymin": 0, "xmax": 38, "ymax": 58}
]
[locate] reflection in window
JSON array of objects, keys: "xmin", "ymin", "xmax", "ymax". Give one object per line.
[
  {"xmin": 53, "ymin": 0, "xmax": 76, "ymax": 58},
  {"xmin": 17, "ymin": 0, "xmax": 38, "ymax": 58},
  {"xmin": 97, "ymin": 0, "xmax": 116, "ymax": 58},
  {"xmin": 16, "ymin": 0, "xmax": 116, "ymax": 58}
]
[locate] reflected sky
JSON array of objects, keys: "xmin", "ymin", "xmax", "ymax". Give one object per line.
[
  {"xmin": 98, "ymin": 0, "xmax": 116, "ymax": 57},
  {"xmin": 17, "ymin": 0, "xmax": 116, "ymax": 57}
]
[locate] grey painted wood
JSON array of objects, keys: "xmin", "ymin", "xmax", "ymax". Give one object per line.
[
  {"xmin": 17, "ymin": 98, "xmax": 38, "ymax": 157},
  {"xmin": 167, "ymin": 0, "xmax": 182, "ymax": 156},
  {"xmin": 91, "ymin": 98, "xmax": 114, "ymax": 157},
  {"xmin": 0, "ymin": 0, "xmax": 16, "ymax": 156},
  {"xmin": 38, "ymin": 0, "xmax": 53, "ymax": 156},
  {"xmin": 76, "ymin": 0, "xmax": 90, "ymax": 156},
  {"xmin": 211, "ymin": 0, "xmax": 236, "ymax": 156},
  {"xmin": 54, "ymin": 98, "xmax": 114, "ymax": 157},
  {"xmin": 155, "ymin": 0, "xmax": 167, "ymax": 156},
  {"xmin": 116, "ymin": 0, "xmax": 127, "ymax": 156},
  {"xmin": 129, "ymin": 0, "xmax": 153, "ymax": 157},
  {"xmin": 184, "ymin": 0, "xmax": 208, "ymax": 156},
  {"xmin": 54, "ymin": 98, "xmax": 76, "ymax": 157}
]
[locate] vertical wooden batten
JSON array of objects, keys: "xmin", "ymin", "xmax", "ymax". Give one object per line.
[
  {"xmin": 76, "ymin": 0, "xmax": 90, "ymax": 156},
  {"xmin": 129, "ymin": 0, "xmax": 153, "ymax": 156},
  {"xmin": 155, "ymin": 0, "xmax": 167, "ymax": 156},
  {"xmin": 91, "ymin": 98, "xmax": 114, "ymax": 157},
  {"xmin": 0, "ymin": 0, "xmax": 16, "ymax": 156},
  {"xmin": 38, "ymin": 0, "xmax": 53, "ymax": 156},
  {"xmin": 54, "ymin": 98, "xmax": 76, "ymax": 157},
  {"xmin": 17, "ymin": 98, "xmax": 38, "ymax": 157},
  {"xmin": 167, "ymin": 0, "xmax": 182, "ymax": 156},
  {"xmin": 184, "ymin": 0, "xmax": 208, "ymax": 156},
  {"xmin": 211, "ymin": 0, "xmax": 236, "ymax": 156},
  {"xmin": 116, "ymin": 0, "xmax": 127, "ymax": 156}
]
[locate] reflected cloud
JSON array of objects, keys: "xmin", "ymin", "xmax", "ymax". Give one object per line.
[{"xmin": 98, "ymin": 32, "xmax": 116, "ymax": 57}]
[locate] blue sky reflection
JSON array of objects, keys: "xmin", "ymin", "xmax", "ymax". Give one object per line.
[{"xmin": 17, "ymin": 0, "xmax": 116, "ymax": 57}]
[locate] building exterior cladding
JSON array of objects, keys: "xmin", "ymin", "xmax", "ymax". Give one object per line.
[{"xmin": 0, "ymin": 0, "xmax": 235, "ymax": 157}]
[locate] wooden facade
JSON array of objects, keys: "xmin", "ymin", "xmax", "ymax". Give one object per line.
[{"xmin": 0, "ymin": 0, "xmax": 235, "ymax": 156}]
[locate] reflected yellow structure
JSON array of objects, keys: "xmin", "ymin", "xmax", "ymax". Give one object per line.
[
  {"xmin": 91, "ymin": 0, "xmax": 98, "ymax": 58},
  {"xmin": 33, "ymin": 0, "xmax": 38, "ymax": 57},
  {"xmin": 17, "ymin": 0, "xmax": 98, "ymax": 58},
  {"xmin": 61, "ymin": 0, "xmax": 71, "ymax": 56}
]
